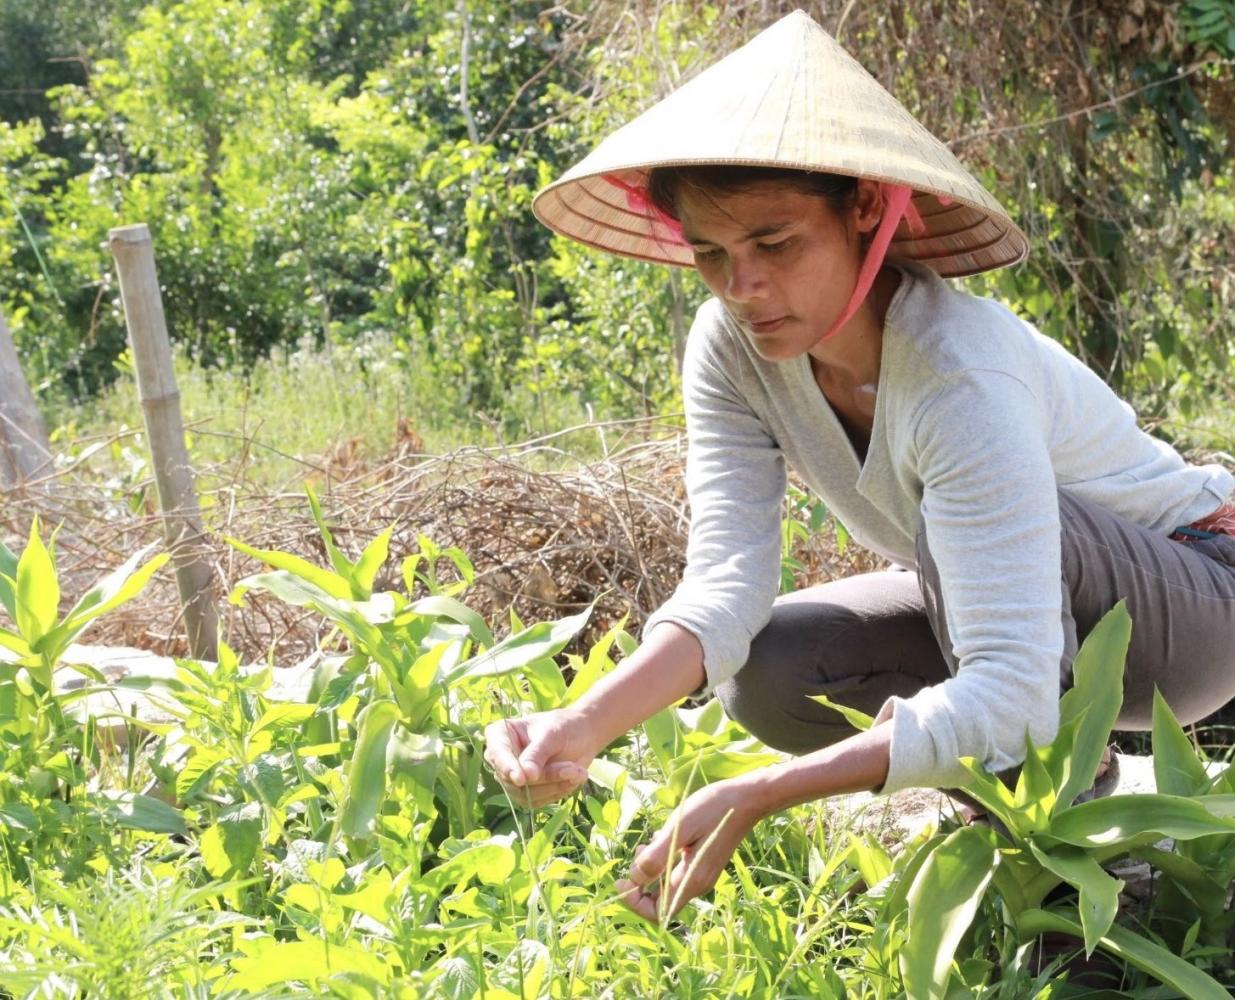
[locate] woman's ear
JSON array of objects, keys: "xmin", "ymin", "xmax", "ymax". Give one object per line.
[{"xmin": 852, "ymin": 179, "xmax": 887, "ymax": 235}]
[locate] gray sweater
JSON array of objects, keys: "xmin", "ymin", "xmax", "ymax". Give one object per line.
[{"xmin": 645, "ymin": 261, "xmax": 1234, "ymax": 793}]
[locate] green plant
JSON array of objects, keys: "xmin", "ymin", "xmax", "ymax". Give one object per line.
[
  {"xmin": 226, "ymin": 489, "xmax": 592, "ymax": 847},
  {"xmin": 820, "ymin": 602, "xmax": 1235, "ymax": 997}
]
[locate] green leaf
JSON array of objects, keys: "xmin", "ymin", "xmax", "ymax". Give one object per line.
[
  {"xmin": 807, "ymin": 693, "xmax": 874, "ymax": 731},
  {"xmin": 226, "ymin": 537, "xmax": 352, "ymax": 599},
  {"xmin": 306, "ymin": 486, "xmax": 354, "ymax": 580},
  {"xmin": 0, "ymin": 537, "xmax": 18, "ymax": 620},
  {"xmin": 418, "ymin": 841, "xmax": 517, "ymax": 895},
  {"xmin": 901, "ymin": 824, "xmax": 999, "ymax": 1000},
  {"xmin": 200, "ymin": 801, "xmax": 262, "ymax": 877},
  {"xmin": 352, "ymin": 526, "xmax": 393, "ymax": 598},
  {"xmin": 15, "ymin": 519, "xmax": 58, "ymax": 645},
  {"xmin": 1013, "ymin": 730, "xmax": 1057, "ymax": 828},
  {"xmin": 89, "ymin": 790, "xmax": 186, "ymax": 835},
  {"xmin": 442, "ymin": 605, "xmax": 591, "ymax": 688},
  {"xmin": 1056, "ymin": 603, "xmax": 1130, "ymax": 810},
  {"xmin": 1028, "ymin": 843, "xmax": 1121, "ymax": 954},
  {"xmin": 251, "ymin": 703, "xmax": 317, "ymax": 735},
  {"xmin": 42, "ymin": 547, "xmax": 169, "ymax": 659},
  {"xmin": 230, "ymin": 571, "xmax": 384, "ymax": 650},
  {"xmin": 1048, "ymin": 792, "xmax": 1235, "ymax": 848},
  {"xmin": 409, "ymin": 595, "xmax": 495, "ymax": 647},
  {"xmin": 1151, "ymin": 687, "xmax": 1211, "ymax": 797},
  {"xmin": 341, "ymin": 699, "xmax": 400, "ymax": 839},
  {"xmin": 1018, "ymin": 907, "xmax": 1230, "ymax": 999}
]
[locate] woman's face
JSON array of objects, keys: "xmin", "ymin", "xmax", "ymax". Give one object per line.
[{"xmin": 676, "ymin": 180, "xmax": 878, "ymax": 361}]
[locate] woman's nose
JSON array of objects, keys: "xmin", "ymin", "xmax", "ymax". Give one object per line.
[{"xmin": 725, "ymin": 258, "xmax": 767, "ymax": 302}]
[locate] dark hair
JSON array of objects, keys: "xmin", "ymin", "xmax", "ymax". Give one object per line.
[{"xmin": 645, "ymin": 165, "xmax": 858, "ymax": 223}]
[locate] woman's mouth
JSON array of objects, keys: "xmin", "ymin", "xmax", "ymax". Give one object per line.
[{"xmin": 747, "ymin": 316, "xmax": 787, "ymax": 334}]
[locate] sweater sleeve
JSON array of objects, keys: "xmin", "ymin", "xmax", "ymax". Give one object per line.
[
  {"xmin": 878, "ymin": 369, "xmax": 1064, "ymax": 793},
  {"xmin": 643, "ymin": 311, "xmax": 786, "ymax": 694}
]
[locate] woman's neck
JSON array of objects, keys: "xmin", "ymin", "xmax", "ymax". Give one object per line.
[{"xmin": 806, "ymin": 266, "xmax": 900, "ymax": 387}]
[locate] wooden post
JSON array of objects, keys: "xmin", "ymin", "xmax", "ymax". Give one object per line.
[
  {"xmin": 108, "ymin": 224, "xmax": 218, "ymax": 661},
  {"xmin": 0, "ymin": 307, "xmax": 52, "ymax": 485}
]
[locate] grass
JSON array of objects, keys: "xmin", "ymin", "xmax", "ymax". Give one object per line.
[{"xmin": 44, "ymin": 333, "xmax": 670, "ymax": 491}]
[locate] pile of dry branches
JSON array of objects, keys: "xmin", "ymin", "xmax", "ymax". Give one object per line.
[{"xmin": 0, "ymin": 417, "xmax": 878, "ymax": 664}]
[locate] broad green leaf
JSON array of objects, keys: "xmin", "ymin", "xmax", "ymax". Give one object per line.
[
  {"xmin": 89, "ymin": 790, "xmax": 186, "ymax": 835},
  {"xmin": 901, "ymin": 824, "xmax": 999, "ymax": 1000},
  {"xmin": 230, "ymin": 571, "xmax": 384, "ymax": 650},
  {"xmin": 879, "ymin": 831, "xmax": 947, "ymax": 927},
  {"xmin": 807, "ymin": 693, "xmax": 874, "ymax": 731},
  {"xmin": 418, "ymin": 842, "xmax": 517, "ymax": 895},
  {"xmin": 1151, "ymin": 687, "xmax": 1211, "ymax": 797},
  {"xmin": 1013, "ymin": 730, "xmax": 1056, "ymax": 828},
  {"xmin": 955, "ymin": 756, "xmax": 1019, "ymax": 833},
  {"xmin": 1028, "ymin": 843, "xmax": 1121, "ymax": 954},
  {"xmin": 0, "ymin": 802, "xmax": 39, "ymax": 840},
  {"xmin": 0, "ymin": 627, "xmax": 32, "ymax": 659},
  {"xmin": 200, "ymin": 801, "xmax": 262, "ymax": 877},
  {"xmin": 1018, "ymin": 907, "xmax": 1230, "ymax": 999},
  {"xmin": 442, "ymin": 605, "xmax": 591, "ymax": 687},
  {"xmin": 15, "ymin": 520, "xmax": 58, "ymax": 644},
  {"xmin": 251, "ymin": 703, "xmax": 317, "ymax": 735},
  {"xmin": 341, "ymin": 699, "xmax": 400, "ymax": 839},
  {"xmin": 1056, "ymin": 603, "xmax": 1130, "ymax": 810},
  {"xmin": 409, "ymin": 595, "xmax": 495, "ymax": 647},
  {"xmin": 59, "ymin": 544, "xmax": 169, "ymax": 631},
  {"xmin": 226, "ymin": 537, "xmax": 352, "ymax": 599},
  {"xmin": 352, "ymin": 526, "xmax": 393, "ymax": 597},
  {"xmin": 227, "ymin": 937, "xmax": 389, "ymax": 989},
  {"xmin": 1048, "ymin": 792, "xmax": 1235, "ymax": 848},
  {"xmin": 847, "ymin": 832, "xmax": 893, "ymax": 889},
  {"xmin": 334, "ymin": 867, "xmax": 395, "ymax": 927}
]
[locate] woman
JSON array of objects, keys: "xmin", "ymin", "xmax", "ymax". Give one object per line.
[{"xmin": 483, "ymin": 11, "xmax": 1235, "ymax": 924}]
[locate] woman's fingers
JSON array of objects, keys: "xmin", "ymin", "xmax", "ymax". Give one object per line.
[
  {"xmin": 615, "ymin": 877, "xmax": 660, "ymax": 922},
  {"xmin": 483, "ymin": 718, "xmax": 530, "ymax": 784}
]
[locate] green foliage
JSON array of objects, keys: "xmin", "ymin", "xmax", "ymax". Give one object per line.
[{"xmin": 4, "ymin": 505, "xmax": 1235, "ymax": 993}]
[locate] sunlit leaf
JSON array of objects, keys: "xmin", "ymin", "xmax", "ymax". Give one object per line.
[
  {"xmin": 15, "ymin": 519, "xmax": 58, "ymax": 644},
  {"xmin": 1028, "ymin": 843, "xmax": 1121, "ymax": 954},
  {"xmin": 901, "ymin": 824, "xmax": 999, "ymax": 1000},
  {"xmin": 1048, "ymin": 792, "xmax": 1235, "ymax": 848},
  {"xmin": 226, "ymin": 537, "xmax": 352, "ymax": 599},
  {"xmin": 807, "ymin": 693, "xmax": 874, "ymax": 732},
  {"xmin": 1151, "ymin": 686, "xmax": 1211, "ymax": 797},
  {"xmin": 1056, "ymin": 603, "xmax": 1130, "ymax": 811},
  {"xmin": 341, "ymin": 699, "xmax": 400, "ymax": 839},
  {"xmin": 442, "ymin": 605, "xmax": 590, "ymax": 687}
]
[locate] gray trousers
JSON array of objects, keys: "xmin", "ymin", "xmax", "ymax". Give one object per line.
[{"xmin": 716, "ymin": 491, "xmax": 1235, "ymax": 755}]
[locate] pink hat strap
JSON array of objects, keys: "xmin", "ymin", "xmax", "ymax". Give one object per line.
[{"xmin": 813, "ymin": 183, "xmax": 926, "ymax": 345}]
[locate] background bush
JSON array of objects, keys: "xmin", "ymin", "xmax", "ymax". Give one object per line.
[{"xmin": 1, "ymin": 0, "xmax": 1232, "ymax": 445}]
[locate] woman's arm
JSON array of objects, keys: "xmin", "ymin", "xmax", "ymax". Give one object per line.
[{"xmin": 619, "ymin": 720, "xmax": 893, "ymax": 922}]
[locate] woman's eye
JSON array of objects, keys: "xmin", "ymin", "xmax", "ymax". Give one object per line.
[
  {"xmin": 693, "ymin": 247, "xmax": 724, "ymax": 262},
  {"xmin": 758, "ymin": 239, "xmax": 792, "ymax": 254}
]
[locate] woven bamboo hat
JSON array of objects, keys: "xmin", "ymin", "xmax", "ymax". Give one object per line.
[{"xmin": 533, "ymin": 9, "xmax": 1028, "ymax": 278}]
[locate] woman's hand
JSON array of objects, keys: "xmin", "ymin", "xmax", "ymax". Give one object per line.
[
  {"xmin": 482, "ymin": 707, "xmax": 598, "ymax": 809},
  {"xmin": 616, "ymin": 776, "xmax": 766, "ymax": 923}
]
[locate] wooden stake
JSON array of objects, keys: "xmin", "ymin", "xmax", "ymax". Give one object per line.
[
  {"xmin": 108, "ymin": 224, "xmax": 218, "ymax": 661},
  {"xmin": 0, "ymin": 307, "xmax": 52, "ymax": 485}
]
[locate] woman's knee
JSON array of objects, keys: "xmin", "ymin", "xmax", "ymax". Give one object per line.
[{"xmin": 716, "ymin": 580, "xmax": 944, "ymax": 754}]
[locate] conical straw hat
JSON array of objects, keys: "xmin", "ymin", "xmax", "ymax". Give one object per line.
[{"xmin": 533, "ymin": 9, "xmax": 1028, "ymax": 278}]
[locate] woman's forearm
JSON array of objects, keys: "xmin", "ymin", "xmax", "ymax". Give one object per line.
[
  {"xmin": 569, "ymin": 621, "xmax": 706, "ymax": 753},
  {"xmin": 746, "ymin": 721, "xmax": 893, "ymax": 816}
]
